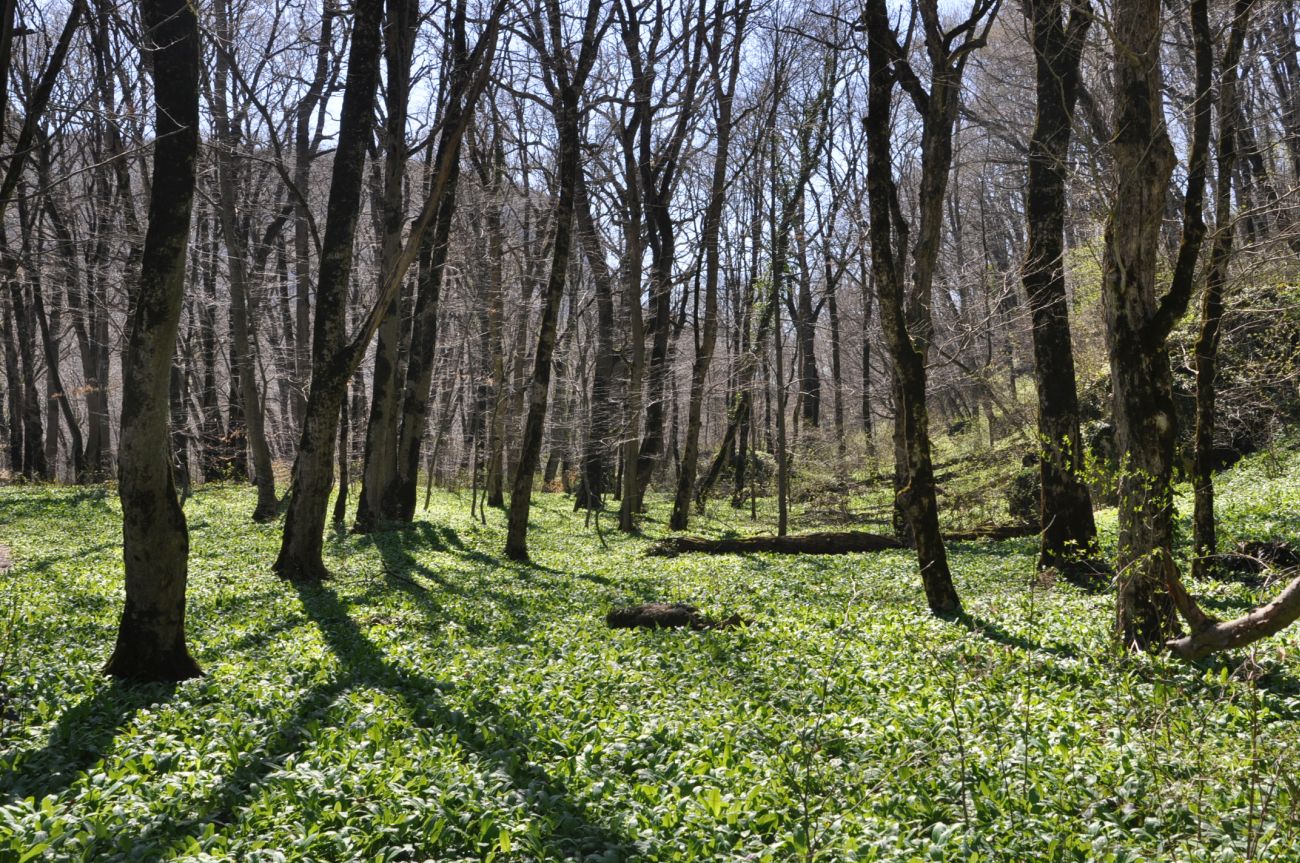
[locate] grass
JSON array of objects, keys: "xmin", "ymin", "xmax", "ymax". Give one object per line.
[{"xmin": 0, "ymin": 450, "xmax": 1299, "ymax": 862}]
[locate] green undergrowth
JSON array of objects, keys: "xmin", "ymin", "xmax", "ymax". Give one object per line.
[{"xmin": 0, "ymin": 454, "xmax": 1299, "ymax": 862}]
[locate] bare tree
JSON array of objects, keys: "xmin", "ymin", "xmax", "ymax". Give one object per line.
[
  {"xmin": 104, "ymin": 0, "xmax": 202, "ymax": 681},
  {"xmin": 861, "ymin": 0, "xmax": 999, "ymax": 618},
  {"xmin": 504, "ymin": 0, "xmax": 607, "ymax": 561},
  {"xmin": 1020, "ymin": 0, "xmax": 1098, "ymax": 577}
]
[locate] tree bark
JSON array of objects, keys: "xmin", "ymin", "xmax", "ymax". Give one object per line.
[
  {"xmin": 104, "ymin": 0, "xmax": 202, "ymax": 681},
  {"xmin": 1191, "ymin": 0, "xmax": 1249, "ymax": 578},
  {"xmin": 651, "ymin": 524, "xmax": 1035, "ymax": 557},
  {"xmin": 862, "ymin": 0, "xmax": 985, "ymax": 618},
  {"xmin": 505, "ymin": 0, "xmax": 604, "ymax": 560},
  {"xmin": 390, "ymin": 0, "xmax": 498, "ymax": 522},
  {"xmin": 273, "ymin": 0, "xmax": 384, "ymax": 583},
  {"xmin": 1021, "ymin": 0, "xmax": 1098, "ymax": 575},
  {"xmin": 291, "ymin": 2, "xmax": 337, "ymax": 432},
  {"xmin": 1166, "ymin": 559, "xmax": 1300, "ymax": 660},
  {"xmin": 671, "ymin": 0, "xmax": 749, "ymax": 531},
  {"xmin": 354, "ymin": 0, "xmax": 419, "ymax": 532},
  {"xmin": 1103, "ymin": 0, "xmax": 1185, "ymax": 648}
]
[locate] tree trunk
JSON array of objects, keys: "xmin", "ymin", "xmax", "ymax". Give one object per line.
[
  {"xmin": 38, "ymin": 195, "xmax": 85, "ymax": 479},
  {"xmin": 2, "ymin": 293, "xmax": 22, "ymax": 474},
  {"xmin": 483, "ymin": 181, "xmax": 507, "ymax": 508},
  {"xmin": 505, "ymin": 0, "xmax": 602, "ymax": 560},
  {"xmin": 573, "ymin": 171, "xmax": 617, "ymax": 511},
  {"xmin": 671, "ymin": 0, "xmax": 748, "ymax": 531},
  {"xmin": 274, "ymin": 0, "xmax": 383, "ymax": 583},
  {"xmin": 1022, "ymin": 0, "xmax": 1098, "ymax": 575},
  {"xmin": 5, "ymin": 263, "xmax": 45, "ymax": 479},
  {"xmin": 505, "ymin": 110, "xmax": 581, "ymax": 556},
  {"xmin": 1103, "ymin": 0, "xmax": 1183, "ymax": 648},
  {"xmin": 862, "ymin": 0, "xmax": 975, "ymax": 618},
  {"xmin": 353, "ymin": 0, "xmax": 417, "ymax": 532},
  {"xmin": 212, "ymin": 0, "xmax": 278, "ymax": 520},
  {"xmin": 290, "ymin": 4, "xmax": 337, "ymax": 432},
  {"xmin": 1191, "ymin": 0, "xmax": 1249, "ymax": 578},
  {"xmin": 104, "ymin": 0, "xmax": 202, "ymax": 681},
  {"xmin": 859, "ymin": 252, "xmax": 873, "ymax": 441}
]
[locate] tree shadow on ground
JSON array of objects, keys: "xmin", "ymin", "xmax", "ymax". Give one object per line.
[
  {"xmin": 0, "ymin": 680, "xmax": 178, "ymax": 804},
  {"xmin": 215, "ymin": 614, "xmax": 308, "ymax": 656},
  {"xmin": 353, "ymin": 521, "xmax": 614, "ymax": 634},
  {"xmin": 0, "ymin": 486, "xmax": 114, "ymax": 525},
  {"xmin": 129, "ymin": 581, "xmax": 637, "ymax": 862},
  {"xmin": 17, "ymin": 542, "xmax": 119, "ymax": 577},
  {"xmin": 961, "ymin": 614, "xmax": 1080, "ymax": 659}
]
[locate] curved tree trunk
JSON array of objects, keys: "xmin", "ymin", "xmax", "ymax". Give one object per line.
[
  {"xmin": 104, "ymin": 0, "xmax": 202, "ymax": 681},
  {"xmin": 274, "ymin": 0, "xmax": 384, "ymax": 583}
]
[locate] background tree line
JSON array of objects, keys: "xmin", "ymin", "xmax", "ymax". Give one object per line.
[{"xmin": 5, "ymin": 0, "xmax": 1300, "ymax": 677}]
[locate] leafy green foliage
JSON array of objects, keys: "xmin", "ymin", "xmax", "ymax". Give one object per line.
[{"xmin": 0, "ymin": 466, "xmax": 1298, "ymax": 861}]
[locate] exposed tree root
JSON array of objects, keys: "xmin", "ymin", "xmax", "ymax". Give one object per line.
[{"xmin": 1163, "ymin": 551, "xmax": 1300, "ymax": 660}]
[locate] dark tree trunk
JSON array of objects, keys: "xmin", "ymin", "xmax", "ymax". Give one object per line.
[
  {"xmin": 573, "ymin": 171, "xmax": 617, "ymax": 511},
  {"xmin": 274, "ymin": 0, "xmax": 384, "ymax": 583},
  {"xmin": 1191, "ymin": 0, "xmax": 1249, "ymax": 578},
  {"xmin": 483, "ymin": 181, "xmax": 507, "ymax": 509},
  {"xmin": 354, "ymin": 0, "xmax": 418, "ymax": 532},
  {"xmin": 104, "ymin": 0, "xmax": 202, "ymax": 681},
  {"xmin": 860, "ymin": 257, "xmax": 874, "ymax": 441},
  {"xmin": 390, "ymin": 0, "xmax": 500, "ymax": 521},
  {"xmin": 505, "ymin": 0, "xmax": 603, "ymax": 561},
  {"xmin": 198, "ymin": 216, "xmax": 224, "ymax": 480},
  {"xmin": 392, "ymin": 157, "xmax": 461, "ymax": 521},
  {"xmin": 33, "ymin": 268, "xmax": 83, "ymax": 479},
  {"xmin": 291, "ymin": 4, "xmax": 337, "ymax": 432},
  {"xmin": 5, "ymin": 263, "xmax": 45, "ymax": 479},
  {"xmin": 1103, "ymin": 0, "xmax": 1188, "ymax": 648},
  {"xmin": 862, "ymin": 0, "xmax": 983, "ymax": 619},
  {"xmin": 826, "ymin": 252, "xmax": 846, "ymax": 464},
  {"xmin": 671, "ymin": 0, "xmax": 749, "ymax": 531},
  {"xmin": 38, "ymin": 195, "xmax": 85, "ymax": 479},
  {"xmin": 1021, "ymin": 0, "xmax": 1098, "ymax": 575},
  {"xmin": 793, "ymin": 231, "xmax": 820, "ymax": 429},
  {"xmin": 2, "ymin": 293, "xmax": 22, "ymax": 474}
]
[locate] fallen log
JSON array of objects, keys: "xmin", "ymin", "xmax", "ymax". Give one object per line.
[
  {"xmin": 945, "ymin": 523, "xmax": 1039, "ymax": 542},
  {"xmin": 647, "ymin": 531, "xmax": 905, "ymax": 557},
  {"xmin": 605, "ymin": 602, "xmax": 746, "ymax": 630},
  {"xmin": 647, "ymin": 524, "xmax": 1036, "ymax": 557}
]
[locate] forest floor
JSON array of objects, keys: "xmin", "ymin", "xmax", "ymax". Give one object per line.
[{"xmin": 1, "ymin": 447, "xmax": 1299, "ymax": 862}]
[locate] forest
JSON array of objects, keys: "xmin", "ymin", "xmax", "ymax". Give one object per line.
[{"xmin": 3, "ymin": 0, "xmax": 1300, "ymax": 858}]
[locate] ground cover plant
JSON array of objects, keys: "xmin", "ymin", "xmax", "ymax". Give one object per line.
[{"xmin": 2, "ymin": 448, "xmax": 1299, "ymax": 862}]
